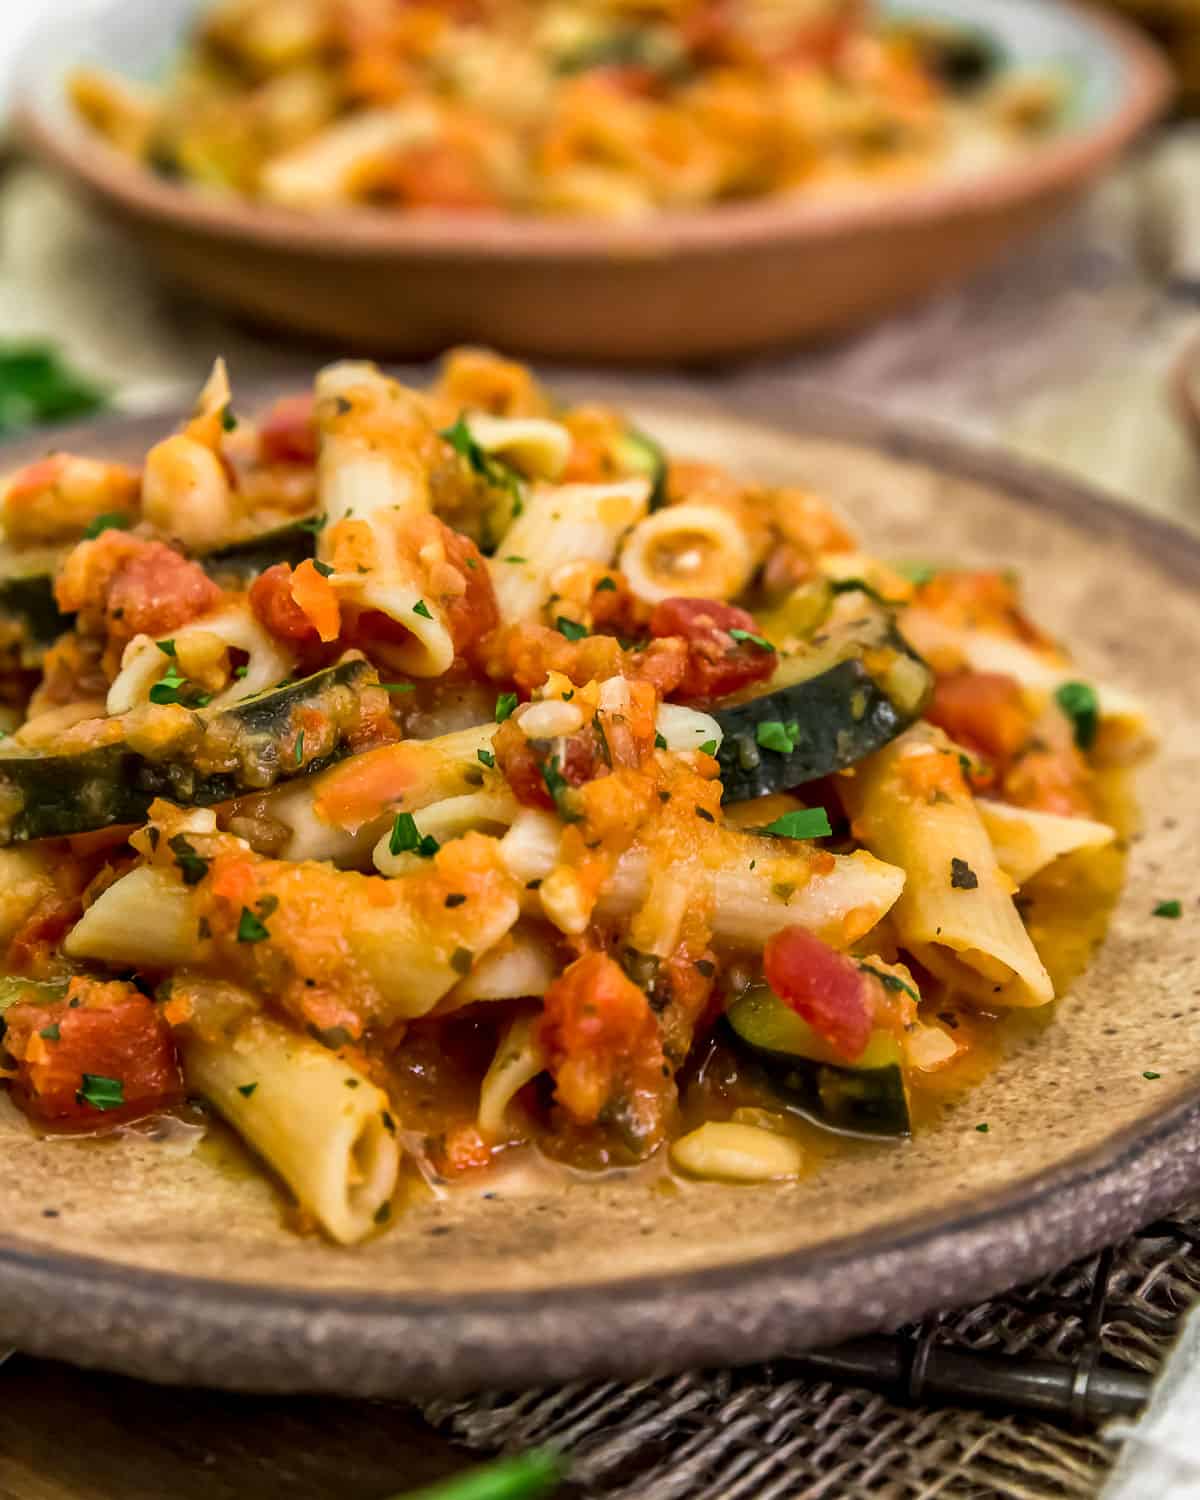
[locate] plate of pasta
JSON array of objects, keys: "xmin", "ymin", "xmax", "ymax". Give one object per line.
[
  {"xmin": 15, "ymin": 0, "xmax": 1169, "ymax": 358},
  {"xmin": 0, "ymin": 349, "xmax": 1195, "ymax": 1398}
]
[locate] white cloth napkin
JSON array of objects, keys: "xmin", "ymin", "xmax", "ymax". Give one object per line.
[{"xmin": 1104, "ymin": 1304, "xmax": 1200, "ymax": 1499}]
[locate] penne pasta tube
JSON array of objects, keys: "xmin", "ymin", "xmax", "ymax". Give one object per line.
[
  {"xmin": 488, "ymin": 478, "xmax": 649, "ymax": 623},
  {"xmin": 903, "ymin": 608, "xmax": 1154, "ymax": 766},
  {"xmin": 260, "ymin": 105, "xmax": 440, "ymax": 208},
  {"xmin": 373, "ymin": 787, "xmax": 520, "ymax": 875},
  {"xmin": 619, "ymin": 502, "xmax": 762, "ymax": 604},
  {"xmin": 180, "ymin": 1007, "xmax": 399, "ymax": 1244},
  {"xmin": 841, "ymin": 725, "xmax": 1053, "ymax": 1008},
  {"xmin": 459, "ymin": 414, "xmax": 571, "ymax": 480},
  {"xmin": 315, "ymin": 362, "xmax": 454, "ymax": 677},
  {"xmin": 978, "ymin": 800, "xmax": 1116, "ymax": 888},
  {"xmin": 441, "ymin": 929, "xmax": 560, "ymax": 1011},
  {"xmin": 107, "ymin": 603, "xmax": 296, "ymax": 714},
  {"xmin": 498, "ymin": 810, "xmax": 905, "ymax": 949},
  {"xmin": 477, "ymin": 1011, "xmax": 547, "ymax": 1139}
]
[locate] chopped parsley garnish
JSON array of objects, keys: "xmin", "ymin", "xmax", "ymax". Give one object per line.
[
  {"xmin": 450, "ymin": 947, "xmax": 474, "ymax": 976},
  {"xmin": 596, "ymin": 576, "xmax": 617, "ymax": 592},
  {"xmin": 220, "ymin": 404, "xmax": 238, "ymax": 432},
  {"xmin": 694, "ymin": 959, "xmax": 716, "ymax": 978},
  {"xmin": 504, "ymin": 555, "xmax": 527, "ymax": 564},
  {"xmin": 440, "ymin": 415, "xmax": 525, "ymax": 515},
  {"xmin": 762, "ymin": 808, "xmax": 832, "ymax": 840},
  {"xmin": 1144, "ymin": 1070, "xmax": 1161, "ymax": 1080},
  {"xmin": 298, "ymin": 514, "xmax": 327, "ymax": 534},
  {"xmin": 237, "ymin": 1083, "xmax": 258, "ymax": 1098},
  {"xmin": 413, "ymin": 599, "xmax": 433, "ymax": 620},
  {"xmin": 83, "ymin": 512, "xmax": 131, "ymax": 540},
  {"xmin": 169, "ymin": 833, "xmax": 210, "ymax": 887},
  {"xmin": 1055, "ymin": 681, "xmax": 1099, "ymax": 751},
  {"xmin": 695, "ymin": 806, "xmax": 715, "ymax": 823},
  {"xmin": 374, "ymin": 1201, "xmax": 391, "ymax": 1226},
  {"xmin": 829, "ymin": 577, "xmax": 887, "ymax": 603},
  {"xmin": 975, "ymin": 1122, "xmax": 990, "ymax": 1133},
  {"xmin": 156, "ymin": 639, "xmax": 176, "ymax": 657},
  {"xmin": 445, "ymin": 893, "xmax": 467, "ymax": 909},
  {"xmin": 148, "ymin": 667, "xmax": 186, "ymax": 704},
  {"xmin": 698, "ymin": 740, "xmax": 718, "ymax": 756},
  {"xmin": 389, "ymin": 812, "xmax": 439, "ymax": 858},
  {"xmin": 38, "ymin": 1023, "xmax": 60, "ymax": 1042},
  {"xmin": 381, "ymin": 1110, "xmax": 396, "ymax": 1134},
  {"xmin": 495, "ymin": 692, "xmax": 518, "ymax": 723},
  {"xmin": 311, "ymin": 559, "xmax": 334, "ymax": 578},
  {"xmin": 294, "ymin": 730, "xmax": 305, "ymax": 765},
  {"xmin": 896, "ymin": 562, "xmax": 938, "ymax": 585},
  {"xmin": 728, "ymin": 628, "xmax": 775, "ymax": 652},
  {"xmin": 950, "ymin": 857, "xmax": 979, "ymax": 891},
  {"xmin": 477, "ymin": 748, "xmax": 496, "ymax": 769},
  {"xmin": 344, "ymin": 1077, "xmax": 360, "ymax": 1088},
  {"xmin": 859, "ymin": 963, "xmax": 920, "ymax": 1004},
  {"xmin": 541, "ymin": 756, "xmax": 580, "ymax": 822},
  {"xmin": 654, "ymin": 731, "xmax": 667, "ymax": 750},
  {"xmin": 381, "ymin": 682, "xmax": 415, "ymax": 693},
  {"xmin": 756, "ymin": 720, "xmax": 800, "ymax": 755},
  {"xmin": 233, "ymin": 664, "xmax": 249, "ymax": 679},
  {"xmin": 77, "ymin": 1074, "xmax": 124, "ymax": 1111},
  {"xmin": 237, "ymin": 907, "xmax": 271, "ymax": 943},
  {"xmin": 1154, "ymin": 899, "xmax": 1182, "ymax": 919},
  {"xmin": 555, "ymin": 616, "xmax": 589, "ymax": 641}
]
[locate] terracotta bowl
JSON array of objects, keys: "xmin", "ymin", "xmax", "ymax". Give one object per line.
[
  {"xmin": 0, "ymin": 389, "xmax": 1197, "ymax": 1397},
  {"xmin": 13, "ymin": 0, "xmax": 1171, "ymax": 362}
]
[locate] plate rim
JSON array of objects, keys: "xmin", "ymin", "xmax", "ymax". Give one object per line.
[
  {"xmin": 12, "ymin": 0, "xmax": 1171, "ymax": 262},
  {"xmin": 0, "ymin": 388, "xmax": 1197, "ymax": 1395}
]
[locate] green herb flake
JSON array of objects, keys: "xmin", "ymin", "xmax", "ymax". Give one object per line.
[
  {"xmin": 237, "ymin": 907, "xmax": 271, "ymax": 943},
  {"xmin": 975, "ymin": 1122, "xmax": 990, "ymax": 1133},
  {"xmin": 294, "ymin": 730, "xmax": 305, "ymax": 766},
  {"xmin": 83, "ymin": 511, "xmax": 131, "ymax": 540},
  {"xmin": 762, "ymin": 808, "xmax": 833, "ymax": 841},
  {"xmin": 148, "ymin": 667, "xmax": 189, "ymax": 706},
  {"xmin": 168, "ymin": 833, "xmax": 210, "ymax": 887},
  {"xmin": 312, "ymin": 559, "xmax": 335, "ymax": 578},
  {"xmin": 345, "ymin": 1077, "xmax": 360, "ymax": 1088},
  {"xmin": 220, "ymin": 404, "xmax": 238, "ymax": 433},
  {"xmin": 495, "ymin": 692, "xmax": 519, "ymax": 723},
  {"xmin": 413, "ymin": 599, "xmax": 433, "ymax": 620},
  {"xmin": 298, "ymin": 514, "xmax": 327, "ymax": 534},
  {"xmin": 896, "ymin": 562, "xmax": 938, "ymax": 585},
  {"xmin": 595, "ymin": 576, "xmax": 617, "ymax": 592},
  {"xmin": 1144, "ymin": 1070, "xmax": 1161, "ymax": 1080},
  {"xmin": 859, "ymin": 963, "xmax": 920, "ymax": 1004},
  {"xmin": 1054, "ymin": 681, "xmax": 1100, "ymax": 751},
  {"xmin": 76, "ymin": 1074, "xmax": 124, "ymax": 1111},
  {"xmin": 477, "ymin": 748, "xmax": 496, "ymax": 769},
  {"xmin": 233, "ymin": 664, "xmax": 249, "ymax": 679},
  {"xmin": 374, "ymin": 1201, "xmax": 392, "ymax": 1226},
  {"xmin": 756, "ymin": 720, "xmax": 799, "ymax": 755},
  {"xmin": 38, "ymin": 1023, "xmax": 61, "ymax": 1042},
  {"xmin": 1154, "ymin": 900, "xmax": 1182, "ymax": 919},
  {"xmin": 555, "ymin": 616, "xmax": 589, "ymax": 642},
  {"xmin": 156, "ymin": 639, "xmax": 176, "ymax": 657},
  {"xmin": 382, "ymin": 682, "xmax": 415, "ymax": 693},
  {"xmin": 698, "ymin": 740, "xmax": 718, "ymax": 756},
  {"xmin": 695, "ymin": 805, "xmax": 715, "ymax": 823},
  {"xmin": 382, "ymin": 1110, "xmax": 396, "ymax": 1134},
  {"xmin": 237, "ymin": 1082, "xmax": 258, "ymax": 1098},
  {"xmin": 445, "ymin": 893, "xmax": 467, "ymax": 909},
  {"xmin": 440, "ymin": 415, "xmax": 526, "ymax": 515},
  {"xmin": 450, "ymin": 947, "xmax": 474, "ymax": 976},
  {"xmin": 541, "ymin": 756, "xmax": 580, "ymax": 823},
  {"xmin": 728, "ymin": 628, "xmax": 775, "ymax": 652},
  {"xmin": 504, "ymin": 555, "xmax": 527, "ymax": 564},
  {"xmin": 950, "ymin": 857, "xmax": 979, "ymax": 891},
  {"xmin": 389, "ymin": 811, "xmax": 439, "ymax": 859},
  {"xmin": 654, "ymin": 732, "xmax": 668, "ymax": 750}
]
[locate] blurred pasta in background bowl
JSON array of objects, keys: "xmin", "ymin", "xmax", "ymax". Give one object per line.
[{"xmin": 13, "ymin": 0, "xmax": 1170, "ymax": 357}]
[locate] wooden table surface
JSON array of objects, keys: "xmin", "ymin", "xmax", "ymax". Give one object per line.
[{"xmin": 1, "ymin": 131, "xmax": 1199, "ymax": 1498}]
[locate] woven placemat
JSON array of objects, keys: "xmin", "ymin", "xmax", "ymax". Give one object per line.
[{"xmin": 422, "ymin": 1204, "xmax": 1200, "ymax": 1499}]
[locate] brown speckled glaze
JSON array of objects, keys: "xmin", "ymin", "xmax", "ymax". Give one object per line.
[{"xmin": 0, "ymin": 394, "xmax": 1197, "ymax": 1396}]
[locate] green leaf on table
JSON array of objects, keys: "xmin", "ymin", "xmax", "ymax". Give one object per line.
[
  {"xmin": 388, "ymin": 1449, "xmax": 564, "ymax": 1500},
  {"xmin": 0, "ymin": 346, "xmax": 108, "ymax": 437}
]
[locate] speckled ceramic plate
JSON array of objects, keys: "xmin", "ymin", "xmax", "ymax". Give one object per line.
[{"xmin": 0, "ymin": 392, "xmax": 1196, "ymax": 1397}]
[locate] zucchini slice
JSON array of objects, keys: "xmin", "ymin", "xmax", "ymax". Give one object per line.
[
  {"xmin": 0, "ymin": 658, "xmax": 376, "ymax": 844},
  {"xmin": 724, "ymin": 984, "xmax": 910, "ymax": 1137},
  {"xmin": 200, "ymin": 522, "xmax": 315, "ymax": 585},
  {"xmin": 611, "ymin": 428, "xmax": 668, "ymax": 510},
  {"xmin": 712, "ymin": 602, "xmax": 932, "ymax": 802}
]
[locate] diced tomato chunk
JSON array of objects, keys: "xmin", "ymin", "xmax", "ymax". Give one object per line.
[
  {"xmin": 258, "ymin": 394, "xmax": 318, "ymax": 466},
  {"xmin": 249, "ymin": 562, "xmax": 321, "ymax": 644},
  {"xmin": 926, "ymin": 671, "xmax": 1032, "ymax": 763},
  {"xmin": 649, "ymin": 597, "xmax": 776, "ymax": 703},
  {"xmin": 3, "ymin": 976, "xmax": 182, "ymax": 1126},
  {"xmin": 437, "ymin": 523, "xmax": 499, "ymax": 660},
  {"xmin": 539, "ymin": 953, "xmax": 667, "ymax": 1136},
  {"xmin": 493, "ymin": 719, "xmax": 553, "ymax": 810},
  {"xmin": 763, "ymin": 926, "xmax": 873, "ymax": 1061}
]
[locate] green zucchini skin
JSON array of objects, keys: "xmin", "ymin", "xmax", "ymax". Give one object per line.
[
  {"xmin": 612, "ymin": 429, "xmax": 668, "ymax": 510},
  {"xmin": 712, "ymin": 624, "xmax": 932, "ymax": 802},
  {"xmin": 201, "ymin": 523, "xmax": 315, "ymax": 584},
  {"xmin": 0, "ymin": 574, "xmax": 69, "ymax": 661},
  {"xmin": 723, "ymin": 987, "xmax": 911, "ymax": 1138},
  {"xmin": 0, "ymin": 659, "xmax": 373, "ymax": 845}
]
